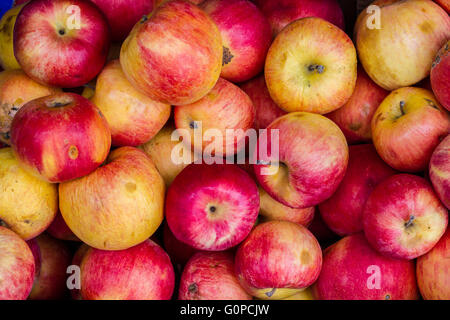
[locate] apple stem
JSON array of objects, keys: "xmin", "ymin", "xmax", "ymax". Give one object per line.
[
  {"xmin": 404, "ymin": 215, "xmax": 415, "ymax": 228},
  {"xmin": 399, "ymin": 101, "xmax": 405, "ymax": 115},
  {"xmin": 265, "ymin": 288, "xmax": 276, "ymax": 298}
]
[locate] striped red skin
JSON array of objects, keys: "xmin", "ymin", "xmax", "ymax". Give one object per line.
[
  {"xmin": 253, "ymin": 112, "xmax": 349, "ymax": 209},
  {"xmin": 179, "ymin": 251, "xmax": 251, "ymax": 300},
  {"xmin": 166, "ymin": 163, "xmax": 259, "ymax": 251},
  {"xmin": 417, "ymin": 228, "xmax": 449, "ymax": 300},
  {"xmin": 46, "ymin": 211, "xmax": 79, "ymax": 242},
  {"xmin": 201, "ymin": 0, "xmax": 271, "ymax": 83},
  {"xmin": 163, "ymin": 223, "xmax": 201, "ymax": 267},
  {"xmin": 363, "ymin": 174, "xmax": 448, "ymax": 260},
  {"xmin": 429, "ymin": 135, "xmax": 450, "ymax": 209},
  {"xmin": 327, "ymin": 66, "xmax": 389, "ymax": 144},
  {"xmin": 240, "ymin": 75, "xmax": 286, "ymax": 130},
  {"xmin": 319, "ymin": 144, "xmax": 396, "ymax": 236},
  {"xmin": 258, "ymin": 0, "xmax": 345, "ymax": 36},
  {"xmin": 0, "ymin": 226, "xmax": 35, "ymax": 300},
  {"xmin": 13, "ymin": 0, "xmax": 110, "ymax": 88},
  {"xmin": 10, "ymin": 93, "xmax": 111, "ymax": 183},
  {"xmin": 434, "ymin": 0, "xmax": 450, "ymax": 13},
  {"xmin": 80, "ymin": 240, "xmax": 175, "ymax": 300},
  {"xmin": 26, "ymin": 234, "xmax": 72, "ymax": 300},
  {"xmin": 314, "ymin": 233, "xmax": 419, "ymax": 300},
  {"xmin": 235, "ymin": 221, "xmax": 322, "ymax": 299},
  {"xmin": 430, "ymin": 41, "xmax": 450, "ymax": 111},
  {"xmin": 120, "ymin": 0, "xmax": 222, "ymax": 105}
]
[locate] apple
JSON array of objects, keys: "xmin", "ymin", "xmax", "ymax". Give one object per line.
[
  {"xmin": 120, "ymin": 0, "xmax": 222, "ymax": 105},
  {"xmin": 434, "ymin": 0, "xmax": 450, "ymax": 12},
  {"xmin": 319, "ymin": 144, "xmax": 396, "ymax": 236},
  {"xmin": 60, "ymin": 147, "xmax": 165, "ymax": 251},
  {"xmin": 355, "ymin": 0, "xmax": 450, "ymax": 90},
  {"xmin": 326, "ymin": 66, "xmax": 389, "ymax": 144},
  {"xmin": 416, "ymin": 228, "xmax": 449, "ymax": 300},
  {"xmin": 253, "ymin": 112, "xmax": 348, "ymax": 208},
  {"xmin": 179, "ymin": 251, "xmax": 251, "ymax": 300},
  {"xmin": 200, "ymin": 0, "xmax": 271, "ymax": 83},
  {"xmin": 429, "ymin": 135, "xmax": 450, "ymax": 209},
  {"xmin": 46, "ymin": 211, "xmax": 79, "ymax": 242},
  {"xmin": 0, "ymin": 226, "xmax": 35, "ymax": 300},
  {"xmin": 90, "ymin": 0, "xmax": 153, "ymax": 42},
  {"xmin": 0, "ymin": 3, "xmax": 24, "ymax": 70},
  {"xmin": 371, "ymin": 87, "xmax": 450, "ymax": 172},
  {"xmin": 0, "ymin": 148, "xmax": 58, "ymax": 240},
  {"xmin": 92, "ymin": 60, "xmax": 171, "ymax": 147},
  {"xmin": 258, "ymin": 187, "xmax": 315, "ymax": 226},
  {"xmin": 166, "ymin": 163, "xmax": 259, "ymax": 251},
  {"xmin": 10, "ymin": 92, "xmax": 111, "ymax": 183},
  {"xmin": 80, "ymin": 239, "xmax": 175, "ymax": 300},
  {"xmin": 265, "ymin": 17, "xmax": 356, "ymax": 114},
  {"xmin": 155, "ymin": 0, "xmax": 205, "ymax": 6},
  {"xmin": 430, "ymin": 40, "xmax": 450, "ymax": 111},
  {"xmin": 281, "ymin": 287, "xmax": 315, "ymax": 300},
  {"xmin": 163, "ymin": 223, "xmax": 201, "ymax": 268},
  {"xmin": 174, "ymin": 77, "xmax": 255, "ymax": 157},
  {"xmin": 235, "ymin": 220, "xmax": 322, "ymax": 300},
  {"xmin": 314, "ymin": 233, "xmax": 419, "ymax": 300},
  {"xmin": 240, "ymin": 75, "xmax": 286, "ymax": 130},
  {"xmin": 258, "ymin": 0, "xmax": 345, "ymax": 36},
  {"xmin": 363, "ymin": 174, "xmax": 448, "ymax": 260},
  {"xmin": 14, "ymin": 0, "xmax": 110, "ymax": 88},
  {"xmin": 27, "ymin": 234, "xmax": 72, "ymax": 300}
]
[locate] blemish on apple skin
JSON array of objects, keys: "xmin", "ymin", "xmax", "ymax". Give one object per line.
[
  {"xmin": 385, "ymin": 294, "xmax": 391, "ymax": 300},
  {"xmin": 222, "ymin": 47, "xmax": 234, "ymax": 66},
  {"xmin": 188, "ymin": 283, "xmax": 198, "ymax": 293},
  {"xmin": 265, "ymin": 288, "xmax": 276, "ymax": 298},
  {"xmin": 349, "ymin": 123, "xmax": 362, "ymax": 131}
]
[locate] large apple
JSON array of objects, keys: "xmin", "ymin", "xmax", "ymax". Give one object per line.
[
  {"xmin": 120, "ymin": 0, "xmax": 222, "ymax": 105},
  {"xmin": 371, "ymin": 87, "xmax": 449, "ymax": 172},
  {"xmin": 92, "ymin": 60, "xmax": 171, "ymax": 147},
  {"xmin": 200, "ymin": 0, "xmax": 271, "ymax": 83},
  {"xmin": 60, "ymin": 147, "xmax": 165, "ymax": 251},
  {"xmin": 416, "ymin": 228, "xmax": 449, "ymax": 300},
  {"xmin": 314, "ymin": 233, "xmax": 419, "ymax": 300},
  {"xmin": 355, "ymin": 0, "xmax": 450, "ymax": 90},
  {"xmin": 0, "ymin": 226, "xmax": 35, "ymax": 300},
  {"xmin": 14, "ymin": 0, "xmax": 110, "ymax": 88},
  {"xmin": 253, "ymin": 112, "xmax": 348, "ymax": 209},
  {"xmin": 430, "ymin": 40, "xmax": 450, "ymax": 111},
  {"xmin": 240, "ymin": 75, "xmax": 286, "ymax": 130},
  {"xmin": 326, "ymin": 66, "xmax": 389, "ymax": 144},
  {"xmin": 319, "ymin": 144, "xmax": 396, "ymax": 236},
  {"xmin": 0, "ymin": 148, "xmax": 58, "ymax": 240},
  {"xmin": 235, "ymin": 220, "xmax": 322, "ymax": 300},
  {"xmin": 258, "ymin": 0, "xmax": 345, "ymax": 36},
  {"xmin": 27, "ymin": 234, "xmax": 72, "ymax": 300},
  {"xmin": 363, "ymin": 174, "xmax": 448, "ymax": 260},
  {"xmin": 0, "ymin": 70, "xmax": 60, "ymax": 145},
  {"xmin": 10, "ymin": 92, "xmax": 111, "ymax": 183},
  {"xmin": 429, "ymin": 135, "xmax": 450, "ymax": 209},
  {"xmin": 265, "ymin": 17, "xmax": 357, "ymax": 114},
  {"xmin": 179, "ymin": 251, "xmax": 251, "ymax": 300},
  {"xmin": 80, "ymin": 239, "xmax": 175, "ymax": 300},
  {"xmin": 46, "ymin": 211, "xmax": 79, "ymax": 242},
  {"xmin": 0, "ymin": 3, "xmax": 24, "ymax": 70},
  {"xmin": 166, "ymin": 163, "xmax": 259, "ymax": 251}
]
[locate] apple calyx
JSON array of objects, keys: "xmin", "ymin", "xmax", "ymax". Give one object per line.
[
  {"xmin": 404, "ymin": 215, "xmax": 415, "ymax": 229},
  {"xmin": 188, "ymin": 283, "xmax": 198, "ymax": 293},
  {"xmin": 58, "ymin": 29, "xmax": 66, "ymax": 36},
  {"xmin": 265, "ymin": 288, "xmax": 276, "ymax": 298},
  {"xmin": 307, "ymin": 64, "xmax": 325, "ymax": 74},
  {"xmin": 140, "ymin": 15, "xmax": 148, "ymax": 24},
  {"xmin": 222, "ymin": 47, "xmax": 234, "ymax": 66}
]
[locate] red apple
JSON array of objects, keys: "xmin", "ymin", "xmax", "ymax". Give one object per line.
[
  {"xmin": 319, "ymin": 144, "xmax": 396, "ymax": 236},
  {"xmin": 416, "ymin": 228, "xmax": 449, "ymax": 300},
  {"xmin": 27, "ymin": 234, "xmax": 72, "ymax": 300},
  {"xmin": 240, "ymin": 75, "xmax": 286, "ymax": 130},
  {"xmin": 314, "ymin": 233, "xmax": 419, "ymax": 300},
  {"xmin": 14, "ymin": 0, "xmax": 110, "ymax": 88},
  {"xmin": 372, "ymin": 87, "xmax": 450, "ymax": 172},
  {"xmin": 90, "ymin": 0, "xmax": 153, "ymax": 42},
  {"xmin": 166, "ymin": 163, "xmax": 259, "ymax": 251},
  {"xmin": 235, "ymin": 220, "xmax": 322, "ymax": 299},
  {"xmin": 46, "ymin": 211, "xmax": 79, "ymax": 242},
  {"xmin": 163, "ymin": 223, "xmax": 201, "ymax": 267},
  {"xmin": 363, "ymin": 174, "xmax": 448, "ymax": 260},
  {"xmin": 429, "ymin": 135, "xmax": 450, "ymax": 209},
  {"xmin": 258, "ymin": 0, "xmax": 345, "ymax": 36},
  {"xmin": 179, "ymin": 251, "xmax": 251, "ymax": 300},
  {"xmin": 120, "ymin": 0, "xmax": 222, "ymax": 105},
  {"xmin": 10, "ymin": 92, "xmax": 111, "ymax": 183},
  {"xmin": 431, "ymin": 40, "xmax": 450, "ymax": 111},
  {"xmin": 253, "ymin": 112, "xmax": 348, "ymax": 208},
  {"xmin": 80, "ymin": 239, "xmax": 175, "ymax": 300},
  {"xmin": 0, "ymin": 226, "xmax": 35, "ymax": 300},
  {"xmin": 200, "ymin": 0, "xmax": 271, "ymax": 83},
  {"xmin": 327, "ymin": 66, "xmax": 389, "ymax": 144}
]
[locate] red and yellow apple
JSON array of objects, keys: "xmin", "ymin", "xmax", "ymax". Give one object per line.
[
  {"xmin": 430, "ymin": 40, "xmax": 450, "ymax": 111},
  {"xmin": 429, "ymin": 135, "xmax": 450, "ymax": 209}
]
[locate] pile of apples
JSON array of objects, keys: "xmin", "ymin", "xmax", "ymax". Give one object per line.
[{"xmin": 0, "ymin": 0, "xmax": 449, "ymax": 301}]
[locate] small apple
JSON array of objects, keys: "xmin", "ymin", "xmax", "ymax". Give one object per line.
[
  {"xmin": 429, "ymin": 135, "xmax": 450, "ymax": 209},
  {"xmin": 46, "ymin": 211, "xmax": 79, "ymax": 242},
  {"xmin": 363, "ymin": 174, "xmax": 448, "ymax": 260},
  {"xmin": 0, "ymin": 3, "xmax": 24, "ymax": 70},
  {"xmin": 430, "ymin": 40, "xmax": 450, "ymax": 111}
]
